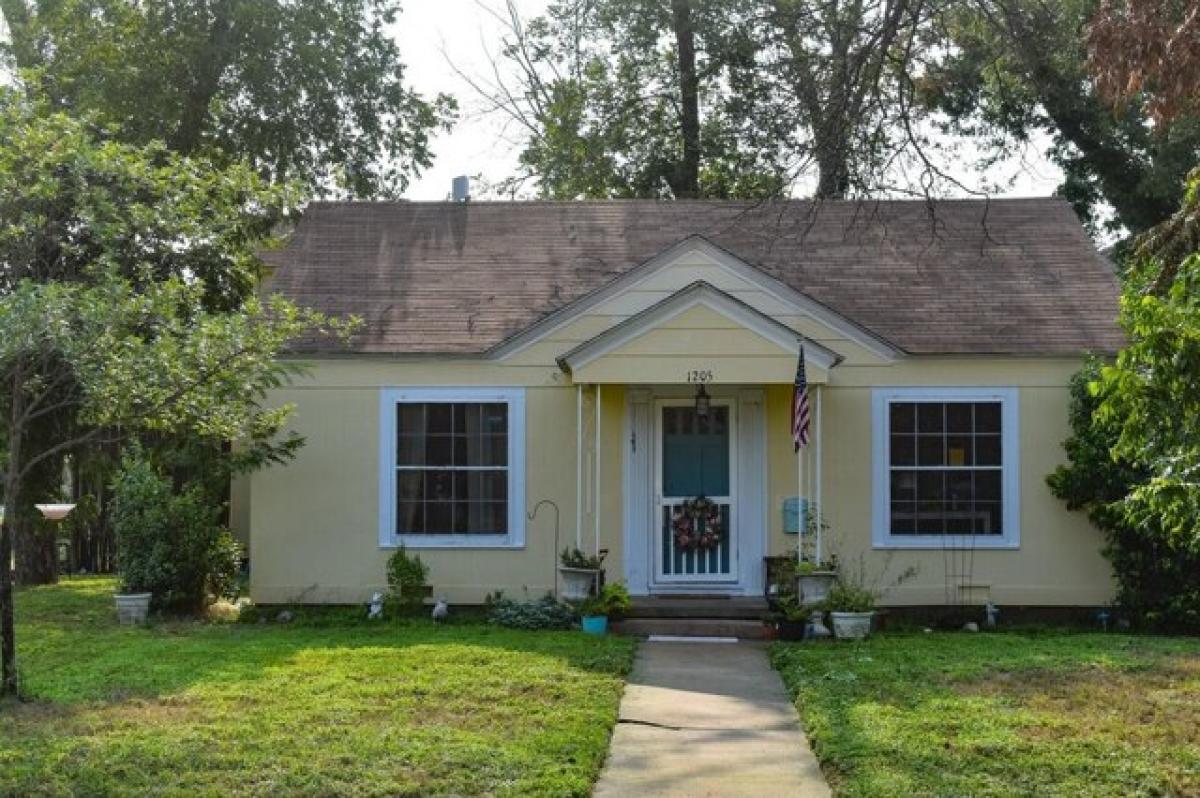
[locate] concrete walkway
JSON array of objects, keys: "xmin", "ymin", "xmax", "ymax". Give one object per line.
[{"xmin": 594, "ymin": 641, "xmax": 831, "ymax": 798}]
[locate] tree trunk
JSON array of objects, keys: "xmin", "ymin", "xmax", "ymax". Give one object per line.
[
  {"xmin": 12, "ymin": 446, "xmax": 62, "ymax": 585},
  {"xmin": 1, "ymin": 363, "xmax": 25, "ymax": 697},
  {"xmin": 670, "ymin": 0, "xmax": 701, "ymax": 198},
  {"xmin": 0, "ymin": 0, "xmax": 39, "ymax": 70},
  {"xmin": 166, "ymin": 0, "xmax": 237, "ymax": 155}
]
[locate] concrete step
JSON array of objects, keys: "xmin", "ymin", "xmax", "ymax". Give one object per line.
[
  {"xmin": 628, "ymin": 596, "xmax": 768, "ymax": 619},
  {"xmin": 613, "ymin": 617, "xmax": 768, "ymax": 639}
]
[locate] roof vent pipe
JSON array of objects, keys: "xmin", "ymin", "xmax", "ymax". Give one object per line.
[{"xmin": 451, "ymin": 175, "xmax": 470, "ymax": 202}]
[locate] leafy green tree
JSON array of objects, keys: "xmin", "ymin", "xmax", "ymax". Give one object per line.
[
  {"xmin": 1049, "ymin": 175, "xmax": 1200, "ymax": 630},
  {"xmin": 1, "ymin": 0, "xmax": 454, "ymax": 198},
  {"xmin": 922, "ymin": 0, "xmax": 1199, "ymax": 237},
  {"xmin": 0, "ymin": 98, "xmax": 350, "ymax": 696}
]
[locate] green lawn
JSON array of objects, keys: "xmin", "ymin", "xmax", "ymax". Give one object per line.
[
  {"xmin": 772, "ymin": 631, "xmax": 1200, "ymax": 797},
  {"xmin": 1, "ymin": 577, "xmax": 635, "ymax": 797}
]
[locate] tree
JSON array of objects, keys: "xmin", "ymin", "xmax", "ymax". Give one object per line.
[
  {"xmin": 1088, "ymin": 0, "xmax": 1200, "ymax": 125},
  {"xmin": 470, "ymin": 0, "xmax": 945, "ymax": 200},
  {"xmin": 1, "ymin": 0, "xmax": 455, "ymax": 198},
  {"xmin": 923, "ymin": 0, "xmax": 1200, "ymax": 237},
  {"xmin": 0, "ymin": 99, "xmax": 349, "ymax": 696}
]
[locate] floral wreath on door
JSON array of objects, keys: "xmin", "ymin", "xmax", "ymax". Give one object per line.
[{"xmin": 671, "ymin": 496, "xmax": 724, "ymax": 551}]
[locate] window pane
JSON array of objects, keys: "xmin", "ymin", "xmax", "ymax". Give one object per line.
[
  {"xmin": 917, "ymin": 471, "xmax": 945, "ymax": 502},
  {"xmin": 975, "ymin": 470, "xmax": 1001, "ymax": 501},
  {"xmin": 918, "ymin": 403, "xmax": 944, "ymax": 433},
  {"xmin": 891, "ymin": 470, "xmax": 917, "ymax": 501},
  {"xmin": 946, "ymin": 403, "xmax": 973, "ymax": 433},
  {"xmin": 397, "ymin": 434, "xmax": 425, "ymax": 467},
  {"xmin": 890, "ymin": 434, "xmax": 915, "ymax": 466},
  {"xmin": 947, "ymin": 472, "xmax": 974, "ymax": 506},
  {"xmin": 890, "ymin": 502, "xmax": 916, "ymax": 534},
  {"xmin": 427, "ymin": 403, "xmax": 453, "ymax": 434},
  {"xmin": 976, "ymin": 435, "xmax": 1001, "ymax": 466},
  {"xmin": 425, "ymin": 435, "xmax": 453, "ymax": 467},
  {"xmin": 917, "ymin": 435, "xmax": 944, "ymax": 466},
  {"xmin": 890, "ymin": 402, "xmax": 915, "ymax": 433},
  {"xmin": 397, "ymin": 471, "xmax": 423, "ymax": 501},
  {"xmin": 975, "ymin": 402, "xmax": 1001, "ymax": 433},
  {"xmin": 425, "ymin": 502, "xmax": 454, "ymax": 533},
  {"xmin": 397, "ymin": 404, "xmax": 425, "ymax": 435},
  {"xmin": 482, "ymin": 403, "xmax": 507, "ymax": 434},
  {"xmin": 976, "ymin": 501, "xmax": 1002, "ymax": 534},
  {"xmin": 396, "ymin": 500, "xmax": 423, "ymax": 534},
  {"xmin": 481, "ymin": 502, "xmax": 508, "ymax": 534},
  {"xmin": 946, "ymin": 511, "xmax": 973, "ymax": 534},
  {"xmin": 424, "ymin": 470, "xmax": 454, "ymax": 501},
  {"xmin": 946, "ymin": 435, "xmax": 972, "ymax": 467}
]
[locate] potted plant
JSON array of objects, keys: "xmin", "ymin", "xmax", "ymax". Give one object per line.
[
  {"xmin": 578, "ymin": 582, "xmax": 631, "ymax": 635},
  {"xmin": 796, "ymin": 559, "xmax": 839, "ymax": 607},
  {"xmin": 823, "ymin": 582, "xmax": 877, "ymax": 640},
  {"xmin": 776, "ymin": 595, "xmax": 812, "ymax": 641},
  {"xmin": 386, "ymin": 545, "xmax": 432, "ymax": 611},
  {"xmin": 559, "ymin": 547, "xmax": 603, "ymax": 601}
]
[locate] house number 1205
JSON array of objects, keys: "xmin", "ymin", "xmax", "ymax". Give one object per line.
[{"xmin": 686, "ymin": 369, "xmax": 714, "ymax": 383}]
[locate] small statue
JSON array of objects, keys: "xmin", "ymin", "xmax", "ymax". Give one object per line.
[
  {"xmin": 431, "ymin": 597, "xmax": 449, "ymax": 623},
  {"xmin": 368, "ymin": 592, "xmax": 384, "ymax": 620}
]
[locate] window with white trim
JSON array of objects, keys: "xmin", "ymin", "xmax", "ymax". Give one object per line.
[
  {"xmin": 872, "ymin": 388, "xmax": 1019, "ymax": 549},
  {"xmin": 379, "ymin": 388, "xmax": 525, "ymax": 548}
]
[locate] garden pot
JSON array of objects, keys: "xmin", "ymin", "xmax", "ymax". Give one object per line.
[
  {"xmin": 796, "ymin": 571, "xmax": 838, "ymax": 606},
  {"xmin": 778, "ymin": 619, "xmax": 808, "ymax": 642},
  {"xmin": 559, "ymin": 567, "xmax": 599, "ymax": 601},
  {"xmin": 830, "ymin": 611, "xmax": 875, "ymax": 640},
  {"xmin": 114, "ymin": 592, "xmax": 152, "ymax": 626},
  {"xmin": 581, "ymin": 615, "xmax": 608, "ymax": 635}
]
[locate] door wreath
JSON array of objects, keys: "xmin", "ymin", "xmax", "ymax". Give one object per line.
[{"xmin": 671, "ymin": 496, "xmax": 724, "ymax": 551}]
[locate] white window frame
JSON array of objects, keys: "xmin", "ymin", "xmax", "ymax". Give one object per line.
[
  {"xmin": 378, "ymin": 387, "xmax": 526, "ymax": 549},
  {"xmin": 871, "ymin": 386, "xmax": 1020, "ymax": 550}
]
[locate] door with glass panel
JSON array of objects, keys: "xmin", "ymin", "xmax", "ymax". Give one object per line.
[{"xmin": 654, "ymin": 399, "xmax": 737, "ymax": 583}]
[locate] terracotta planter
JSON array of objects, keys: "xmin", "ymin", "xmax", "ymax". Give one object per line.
[
  {"xmin": 830, "ymin": 611, "xmax": 875, "ymax": 640},
  {"xmin": 114, "ymin": 592, "xmax": 152, "ymax": 626},
  {"xmin": 796, "ymin": 571, "xmax": 838, "ymax": 606},
  {"xmin": 559, "ymin": 567, "xmax": 598, "ymax": 601}
]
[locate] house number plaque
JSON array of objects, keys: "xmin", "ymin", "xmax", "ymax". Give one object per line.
[{"xmin": 686, "ymin": 369, "xmax": 714, "ymax": 383}]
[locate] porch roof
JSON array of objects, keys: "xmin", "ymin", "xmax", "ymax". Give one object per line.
[{"xmin": 557, "ymin": 281, "xmax": 839, "ymax": 384}]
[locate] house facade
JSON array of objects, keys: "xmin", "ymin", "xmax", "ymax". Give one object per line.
[{"xmin": 235, "ymin": 199, "xmax": 1123, "ymax": 608}]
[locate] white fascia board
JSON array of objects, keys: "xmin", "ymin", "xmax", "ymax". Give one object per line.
[{"xmin": 556, "ymin": 281, "xmax": 843, "ymax": 373}]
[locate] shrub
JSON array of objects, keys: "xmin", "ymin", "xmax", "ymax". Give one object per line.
[
  {"xmin": 385, "ymin": 546, "xmax": 429, "ymax": 612},
  {"xmin": 111, "ymin": 449, "xmax": 242, "ymax": 613},
  {"xmin": 578, "ymin": 582, "xmax": 632, "ymax": 618},
  {"xmin": 822, "ymin": 582, "xmax": 876, "ymax": 613},
  {"xmin": 560, "ymin": 547, "xmax": 603, "ymax": 569},
  {"xmin": 486, "ymin": 593, "xmax": 577, "ymax": 630}
]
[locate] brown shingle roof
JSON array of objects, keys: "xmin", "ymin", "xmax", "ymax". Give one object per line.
[{"xmin": 264, "ymin": 198, "xmax": 1123, "ymax": 356}]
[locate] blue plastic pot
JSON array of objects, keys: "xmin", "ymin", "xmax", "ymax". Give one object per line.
[{"xmin": 581, "ymin": 615, "xmax": 608, "ymax": 635}]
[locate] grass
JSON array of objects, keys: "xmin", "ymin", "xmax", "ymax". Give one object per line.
[
  {"xmin": 772, "ymin": 631, "xmax": 1200, "ymax": 797},
  {"xmin": 1, "ymin": 577, "xmax": 635, "ymax": 797}
]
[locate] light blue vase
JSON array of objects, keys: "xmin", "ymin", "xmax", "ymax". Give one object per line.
[{"xmin": 581, "ymin": 615, "xmax": 608, "ymax": 635}]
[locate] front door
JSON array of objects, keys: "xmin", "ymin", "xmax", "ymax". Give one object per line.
[{"xmin": 654, "ymin": 400, "xmax": 737, "ymax": 584}]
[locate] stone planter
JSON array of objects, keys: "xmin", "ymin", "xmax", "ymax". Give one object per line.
[
  {"xmin": 114, "ymin": 592, "xmax": 152, "ymax": 626},
  {"xmin": 796, "ymin": 571, "xmax": 838, "ymax": 606},
  {"xmin": 559, "ymin": 567, "xmax": 598, "ymax": 601},
  {"xmin": 830, "ymin": 611, "xmax": 875, "ymax": 640}
]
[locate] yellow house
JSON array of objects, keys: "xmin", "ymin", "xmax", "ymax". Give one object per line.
[{"xmin": 238, "ymin": 198, "xmax": 1123, "ymax": 611}]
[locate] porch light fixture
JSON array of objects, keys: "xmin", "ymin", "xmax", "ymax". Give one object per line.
[{"xmin": 694, "ymin": 384, "xmax": 711, "ymax": 419}]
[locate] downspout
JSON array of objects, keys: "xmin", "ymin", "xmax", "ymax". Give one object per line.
[
  {"xmin": 576, "ymin": 384, "xmax": 583, "ymax": 550},
  {"xmin": 594, "ymin": 384, "xmax": 602, "ymax": 556}
]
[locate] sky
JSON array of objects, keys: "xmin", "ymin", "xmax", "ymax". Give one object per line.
[{"xmin": 394, "ymin": 0, "xmax": 1064, "ymax": 202}]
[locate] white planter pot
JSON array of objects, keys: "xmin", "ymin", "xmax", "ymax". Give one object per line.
[
  {"xmin": 559, "ymin": 567, "xmax": 598, "ymax": 601},
  {"xmin": 796, "ymin": 571, "xmax": 838, "ymax": 607},
  {"xmin": 830, "ymin": 611, "xmax": 875, "ymax": 640},
  {"xmin": 114, "ymin": 593, "xmax": 152, "ymax": 626}
]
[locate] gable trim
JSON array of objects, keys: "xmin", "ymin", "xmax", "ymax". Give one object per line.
[
  {"xmin": 488, "ymin": 235, "xmax": 903, "ymax": 362},
  {"xmin": 557, "ymin": 281, "xmax": 844, "ymax": 374}
]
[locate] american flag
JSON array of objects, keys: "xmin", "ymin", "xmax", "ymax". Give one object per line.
[{"xmin": 792, "ymin": 344, "xmax": 811, "ymax": 451}]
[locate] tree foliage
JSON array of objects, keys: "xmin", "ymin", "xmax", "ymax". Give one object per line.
[
  {"xmin": 473, "ymin": 0, "xmax": 938, "ymax": 200},
  {"xmin": 923, "ymin": 0, "xmax": 1199, "ymax": 236},
  {"xmin": 1049, "ymin": 175, "xmax": 1200, "ymax": 630},
  {"xmin": 0, "ymin": 97, "xmax": 352, "ymax": 695},
  {"xmin": 1, "ymin": 0, "xmax": 454, "ymax": 198}
]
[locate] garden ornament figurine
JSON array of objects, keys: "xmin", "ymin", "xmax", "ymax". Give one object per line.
[
  {"xmin": 431, "ymin": 597, "xmax": 449, "ymax": 623},
  {"xmin": 368, "ymin": 592, "xmax": 384, "ymax": 620}
]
